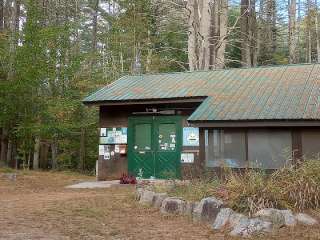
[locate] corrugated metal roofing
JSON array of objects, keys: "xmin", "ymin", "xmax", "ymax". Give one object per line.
[{"xmin": 83, "ymin": 64, "xmax": 320, "ymax": 121}]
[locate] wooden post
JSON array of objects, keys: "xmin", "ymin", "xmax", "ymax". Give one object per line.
[{"xmin": 198, "ymin": 128, "xmax": 206, "ymax": 176}]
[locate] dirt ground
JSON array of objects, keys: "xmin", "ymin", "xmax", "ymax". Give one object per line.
[{"xmin": 0, "ymin": 170, "xmax": 319, "ymax": 240}]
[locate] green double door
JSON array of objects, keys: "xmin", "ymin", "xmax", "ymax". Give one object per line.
[{"xmin": 128, "ymin": 116, "xmax": 182, "ymax": 179}]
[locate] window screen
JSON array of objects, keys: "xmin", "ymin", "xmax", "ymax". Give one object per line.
[
  {"xmin": 134, "ymin": 123, "xmax": 152, "ymax": 151},
  {"xmin": 205, "ymin": 129, "xmax": 247, "ymax": 168},
  {"xmin": 248, "ymin": 130, "xmax": 292, "ymax": 169},
  {"xmin": 301, "ymin": 130, "xmax": 320, "ymax": 159},
  {"xmin": 158, "ymin": 123, "xmax": 176, "ymax": 151}
]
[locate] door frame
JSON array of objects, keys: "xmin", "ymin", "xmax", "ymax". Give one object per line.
[{"xmin": 128, "ymin": 115, "xmax": 182, "ymax": 179}]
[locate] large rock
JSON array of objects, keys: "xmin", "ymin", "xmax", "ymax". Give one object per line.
[
  {"xmin": 184, "ymin": 201, "xmax": 197, "ymax": 216},
  {"xmin": 139, "ymin": 190, "xmax": 156, "ymax": 205},
  {"xmin": 230, "ymin": 218, "xmax": 272, "ymax": 237},
  {"xmin": 212, "ymin": 208, "xmax": 234, "ymax": 230},
  {"xmin": 295, "ymin": 213, "xmax": 319, "ymax": 225},
  {"xmin": 160, "ymin": 197, "xmax": 186, "ymax": 214},
  {"xmin": 254, "ymin": 208, "xmax": 285, "ymax": 228},
  {"xmin": 229, "ymin": 212, "xmax": 249, "ymax": 228},
  {"xmin": 152, "ymin": 193, "xmax": 168, "ymax": 208},
  {"xmin": 279, "ymin": 210, "xmax": 297, "ymax": 226},
  {"xmin": 193, "ymin": 197, "xmax": 224, "ymax": 223},
  {"xmin": 136, "ymin": 187, "xmax": 144, "ymax": 201}
]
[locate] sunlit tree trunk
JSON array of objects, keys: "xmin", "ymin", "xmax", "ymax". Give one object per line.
[
  {"xmin": 216, "ymin": 0, "xmax": 228, "ymax": 68},
  {"xmin": 187, "ymin": 0, "xmax": 198, "ymax": 71},
  {"xmin": 33, "ymin": 136, "xmax": 40, "ymax": 170},
  {"xmin": 288, "ymin": 0, "xmax": 298, "ymax": 63},
  {"xmin": 316, "ymin": 0, "xmax": 320, "ymax": 62}
]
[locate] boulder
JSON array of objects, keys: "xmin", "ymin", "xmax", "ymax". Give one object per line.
[
  {"xmin": 229, "ymin": 213, "xmax": 249, "ymax": 228},
  {"xmin": 212, "ymin": 208, "xmax": 234, "ymax": 230},
  {"xmin": 152, "ymin": 193, "xmax": 168, "ymax": 208},
  {"xmin": 136, "ymin": 187, "xmax": 144, "ymax": 201},
  {"xmin": 183, "ymin": 201, "xmax": 197, "ymax": 216},
  {"xmin": 295, "ymin": 213, "xmax": 319, "ymax": 225},
  {"xmin": 139, "ymin": 190, "xmax": 156, "ymax": 205},
  {"xmin": 160, "ymin": 197, "xmax": 186, "ymax": 214},
  {"xmin": 254, "ymin": 208, "xmax": 285, "ymax": 228},
  {"xmin": 193, "ymin": 197, "xmax": 224, "ymax": 223},
  {"xmin": 279, "ymin": 210, "xmax": 297, "ymax": 226},
  {"xmin": 230, "ymin": 218, "xmax": 272, "ymax": 237}
]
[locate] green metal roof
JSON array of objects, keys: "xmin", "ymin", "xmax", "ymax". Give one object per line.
[{"xmin": 83, "ymin": 64, "xmax": 320, "ymax": 121}]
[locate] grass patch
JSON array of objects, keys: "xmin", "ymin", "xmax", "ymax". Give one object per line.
[{"xmin": 152, "ymin": 159, "xmax": 320, "ymax": 215}]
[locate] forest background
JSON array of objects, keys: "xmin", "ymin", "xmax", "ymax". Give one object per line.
[{"xmin": 0, "ymin": 0, "xmax": 318, "ymax": 172}]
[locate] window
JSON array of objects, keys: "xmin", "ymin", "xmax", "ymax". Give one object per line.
[
  {"xmin": 134, "ymin": 124, "xmax": 152, "ymax": 151},
  {"xmin": 248, "ymin": 130, "xmax": 292, "ymax": 169},
  {"xmin": 301, "ymin": 130, "xmax": 320, "ymax": 159},
  {"xmin": 205, "ymin": 129, "xmax": 247, "ymax": 168},
  {"xmin": 158, "ymin": 123, "xmax": 176, "ymax": 151}
]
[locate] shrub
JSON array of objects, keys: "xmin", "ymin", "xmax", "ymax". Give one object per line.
[
  {"xmin": 225, "ymin": 170, "xmax": 281, "ymax": 215},
  {"xmin": 273, "ymin": 159, "xmax": 320, "ymax": 211},
  {"xmin": 119, "ymin": 173, "xmax": 137, "ymax": 184},
  {"xmin": 225, "ymin": 159, "xmax": 320, "ymax": 214}
]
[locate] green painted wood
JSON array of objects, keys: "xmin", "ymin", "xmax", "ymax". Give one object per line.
[
  {"xmin": 128, "ymin": 116, "xmax": 182, "ymax": 179},
  {"xmin": 128, "ymin": 117, "xmax": 155, "ymax": 178},
  {"xmin": 154, "ymin": 116, "xmax": 182, "ymax": 179}
]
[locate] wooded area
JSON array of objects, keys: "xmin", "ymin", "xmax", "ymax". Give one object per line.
[{"xmin": 0, "ymin": 0, "xmax": 319, "ymax": 172}]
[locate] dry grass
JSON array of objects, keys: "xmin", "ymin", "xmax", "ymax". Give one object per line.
[{"xmin": 0, "ymin": 169, "xmax": 320, "ymax": 239}]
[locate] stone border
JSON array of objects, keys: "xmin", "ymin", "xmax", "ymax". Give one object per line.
[{"xmin": 136, "ymin": 187, "xmax": 319, "ymax": 238}]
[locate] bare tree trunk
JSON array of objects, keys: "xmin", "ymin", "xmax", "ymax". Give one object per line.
[
  {"xmin": 187, "ymin": 0, "xmax": 198, "ymax": 71},
  {"xmin": 306, "ymin": 0, "xmax": 312, "ymax": 63},
  {"xmin": 288, "ymin": 0, "xmax": 297, "ymax": 63},
  {"xmin": 216, "ymin": 0, "xmax": 228, "ymax": 68},
  {"xmin": 79, "ymin": 128, "xmax": 86, "ymax": 171},
  {"xmin": 240, "ymin": 0, "xmax": 252, "ymax": 67},
  {"xmin": 6, "ymin": 139, "xmax": 12, "ymax": 165},
  {"xmin": 51, "ymin": 140, "xmax": 58, "ymax": 169},
  {"xmin": 33, "ymin": 136, "xmax": 40, "ymax": 170},
  {"xmin": 198, "ymin": 0, "xmax": 211, "ymax": 70},
  {"xmin": 145, "ymin": 30, "xmax": 153, "ymax": 73},
  {"xmin": 316, "ymin": 0, "xmax": 320, "ymax": 62},
  {"xmin": 0, "ymin": 0, "xmax": 4, "ymax": 31},
  {"xmin": 91, "ymin": 0, "xmax": 99, "ymax": 69},
  {"xmin": 0, "ymin": 128, "xmax": 8, "ymax": 166}
]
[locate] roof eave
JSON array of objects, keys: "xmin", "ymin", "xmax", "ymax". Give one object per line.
[{"xmin": 188, "ymin": 119, "xmax": 320, "ymax": 128}]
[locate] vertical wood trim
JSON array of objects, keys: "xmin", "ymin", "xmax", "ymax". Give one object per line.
[
  {"xmin": 292, "ymin": 129, "xmax": 302, "ymax": 164},
  {"xmin": 245, "ymin": 129, "xmax": 249, "ymax": 168},
  {"xmin": 199, "ymin": 128, "xmax": 206, "ymax": 171}
]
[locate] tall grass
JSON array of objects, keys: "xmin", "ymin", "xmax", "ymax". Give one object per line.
[
  {"xmin": 152, "ymin": 159, "xmax": 320, "ymax": 215},
  {"xmin": 223, "ymin": 159, "xmax": 320, "ymax": 214}
]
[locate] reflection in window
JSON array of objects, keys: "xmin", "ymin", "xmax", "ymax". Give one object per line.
[
  {"xmin": 158, "ymin": 123, "xmax": 176, "ymax": 151},
  {"xmin": 301, "ymin": 130, "xmax": 320, "ymax": 160},
  {"xmin": 134, "ymin": 124, "xmax": 151, "ymax": 151},
  {"xmin": 248, "ymin": 130, "xmax": 292, "ymax": 169},
  {"xmin": 205, "ymin": 129, "xmax": 247, "ymax": 168}
]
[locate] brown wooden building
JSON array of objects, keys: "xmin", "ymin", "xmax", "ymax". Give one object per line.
[{"xmin": 83, "ymin": 64, "xmax": 320, "ymax": 180}]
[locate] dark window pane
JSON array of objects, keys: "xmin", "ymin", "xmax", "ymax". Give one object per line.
[
  {"xmin": 248, "ymin": 130, "xmax": 292, "ymax": 169},
  {"xmin": 301, "ymin": 130, "xmax": 320, "ymax": 159}
]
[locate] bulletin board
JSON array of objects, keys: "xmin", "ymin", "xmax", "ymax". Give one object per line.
[{"xmin": 100, "ymin": 127, "xmax": 127, "ymax": 144}]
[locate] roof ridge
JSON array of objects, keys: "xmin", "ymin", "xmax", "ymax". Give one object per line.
[{"xmin": 126, "ymin": 63, "xmax": 320, "ymax": 78}]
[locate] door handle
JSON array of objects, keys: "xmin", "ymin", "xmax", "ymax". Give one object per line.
[{"xmin": 139, "ymin": 151, "xmax": 146, "ymax": 154}]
